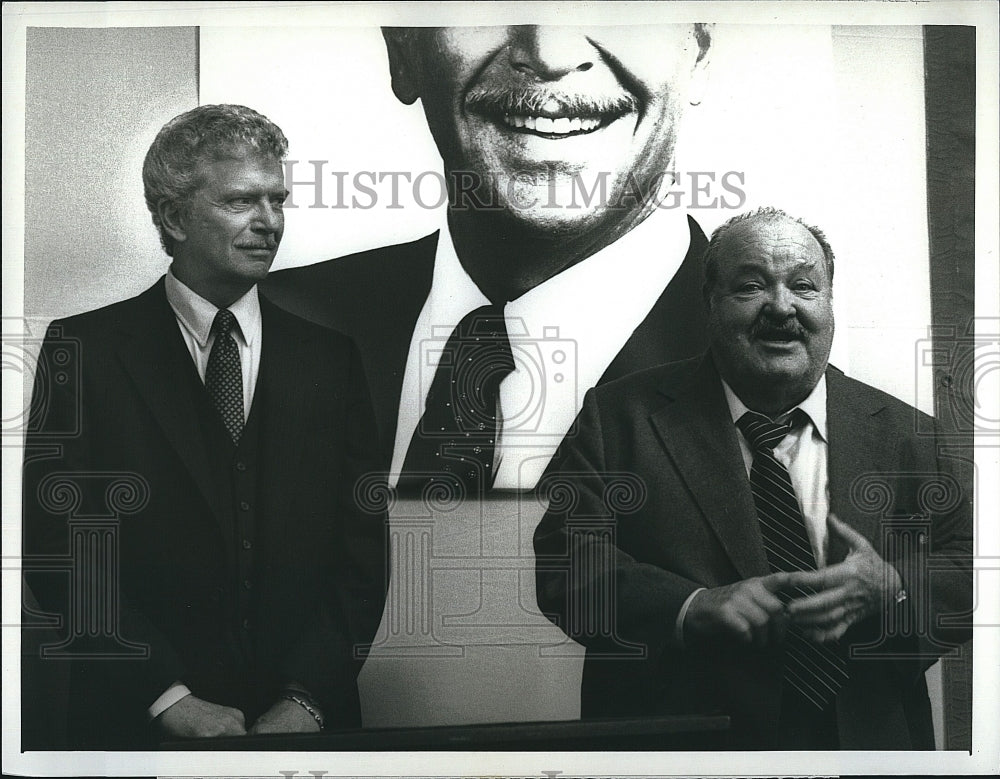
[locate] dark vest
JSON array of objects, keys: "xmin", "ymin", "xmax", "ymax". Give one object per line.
[{"xmin": 184, "ymin": 358, "xmax": 268, "ymax": 716}]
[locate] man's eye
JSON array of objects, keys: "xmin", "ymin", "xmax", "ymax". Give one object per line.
[
  {"xmin": 793, "ymin": 280, "xmax": 817, "ymax": 292},
  {"xmin": 737, "ymin": 281, "xmax": 763, "ymax": 293},
  {"xmin": 270, "ymin": 196, "xmax": 286, "ymax": 208},
  {"xmin": 229, "ymin": 198, "xmax": 252, "ymax": 207}
]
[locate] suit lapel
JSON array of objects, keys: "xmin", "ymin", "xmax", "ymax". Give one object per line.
[
  {"xmin": 337, "ymin": 234, "xmax": 436, "ymax": 457},
  {"xmin": 826, "ymin": 367, "xmax": 897, "ymax": 562},
  {"xmin": 260, "ymin": 233, "xmax": 436, "ymax": 460},
  {"xmin": 255, "ymin": 298, "xmax": 315, "ymax": 516},
  {"xmin": 648, "ymin": 356, "xmax": 771, "ymax": 580},
  {"xmin": 116, "ymin": 280, "xmax": 228, "ymax": 525},
  {"xmin": 364, "ymin": 244, "xmax": 434, "ymax": 455}
]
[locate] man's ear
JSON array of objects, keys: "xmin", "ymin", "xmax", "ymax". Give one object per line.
[
  {"xmin": 382, "ymin": 27, "xmax": 422, "ymax": 106},
  {"xmin": 702, "ymin": 281, "xmax": 714, "ymax": 308},
  {"xmin": 688, "ymin": 23, "xmax": 713, "ymax": 106},
  {"xmin": 158, "ymin": 200, "xmax": 187, "ymax": 244}
]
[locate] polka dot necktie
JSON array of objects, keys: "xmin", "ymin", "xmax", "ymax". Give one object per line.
[
  {"xmin": 737, "ymin": 410, "xmax": 848, "ymax": 711},
  {"xmin": 206, "ymin": 309, "xmax": 244, "ymax": 444},
  {"xmin": 398, "ymin": 304, "xmax": 515, "ymax": 498}
]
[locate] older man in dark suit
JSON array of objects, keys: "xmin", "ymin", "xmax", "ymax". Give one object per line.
[
  {"xmin": 534, "ymin": 207, "xmax": 973, "ymax": 749},
  {"xmin": 22, "ymin": 105, "xmax": 386, "ymax": 748}
]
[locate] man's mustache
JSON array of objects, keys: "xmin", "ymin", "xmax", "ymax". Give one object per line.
[
  {"xmin": 465, "ymin": 86, "xmax": 638, "ymax": 118},
  {"xmin": 751, "ymin": 316, "xmax": 806, "ymax": 341}
]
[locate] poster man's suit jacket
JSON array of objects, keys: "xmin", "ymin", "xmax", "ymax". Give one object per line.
[
  {"xmin": 534, "ymin": 355, "xmax": 973, "ymax": 749},
  {"xmin": 22, "ymin": 279, "xmax": 387, "ymax": 748},
  {"xmin": 261, "ymin": 217, "xmax": 710, "ymax": 465}
]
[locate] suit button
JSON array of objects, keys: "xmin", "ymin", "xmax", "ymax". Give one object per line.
[
  {"xmin": 243, "ymin": 618, "xmax": 251, "ymax": 630},
  {"xmin": 235, "ymin": 461, "xmax": 247, "ymax": 472},
  {"xmin": 242, "ymin": 539, "xmax": 252, "ymax": 550},
  {"xmin": 239, "ymin": 501, "xmax": 250, "ymax": 511},
  {"xmin": 243, "ymin": 579, "xmax": 252, "ymax": 590}
]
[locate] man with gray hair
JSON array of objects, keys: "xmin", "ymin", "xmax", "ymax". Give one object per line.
[
  {"xmin": 535, "ymin": 207, "xmax": 972, "ymax": 748},
  {"xmin": 23, "ymin": 104, "xmax": 385, "ymax": 747}
]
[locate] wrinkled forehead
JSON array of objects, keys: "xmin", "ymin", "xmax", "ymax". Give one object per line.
[
  {"xmin": 719, "ymin": 218, "xmax": 827, "ymax": 271},
  {"xmin": 188, "ymin": 146, "xmax": 283, "ymax": 191}
]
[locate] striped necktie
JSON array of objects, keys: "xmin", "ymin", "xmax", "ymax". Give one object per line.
[{"xmin": 737, "ymin": 410, "xmax": 848, "ymax": 710}]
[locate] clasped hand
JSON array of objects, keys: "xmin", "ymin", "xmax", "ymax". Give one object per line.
[
  {"xmin": 685, "ymin": 515, "xmax": 902, "ymax": 648},
  {"xmin": 156, "ymin": 695, "xmax": 321, "ymax": 739}
]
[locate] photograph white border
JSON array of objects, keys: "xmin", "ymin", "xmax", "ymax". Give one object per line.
[{"xmin": 3, "ymin": 2, "xmax": 998, "ymax": 776}]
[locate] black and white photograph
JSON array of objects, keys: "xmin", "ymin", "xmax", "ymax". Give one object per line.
[{"xmin": 2, "ymin": 1, "xmax": 998, "ymax": 776}]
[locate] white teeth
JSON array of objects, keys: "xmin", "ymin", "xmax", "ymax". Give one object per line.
[{"xmin": 502, "ymin": 114, "xmax": 604, "ymax": 134}]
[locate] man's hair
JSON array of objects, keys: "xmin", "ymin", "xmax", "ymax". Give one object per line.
[
  {"xmin": 702, "ymin": 206, "xmax": 835, "ymax": 295},
  {"xmin": 142, "ymin": 104, "xmax": 288, "ymax": 257}
]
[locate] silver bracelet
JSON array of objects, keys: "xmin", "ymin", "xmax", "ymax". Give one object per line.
[{"xmin": 282, "ymin": 693, "xmax": 325, "ymax": 731}]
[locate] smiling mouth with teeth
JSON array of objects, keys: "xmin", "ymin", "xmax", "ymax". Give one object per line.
[{"xmin": 501, "ymin": 114, "xmax": 606, "ymax": 136}]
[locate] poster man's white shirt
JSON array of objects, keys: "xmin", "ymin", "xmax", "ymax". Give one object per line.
[{"xmin": 389, "ymin": 204, "xmax": 691, "ymax": 489}]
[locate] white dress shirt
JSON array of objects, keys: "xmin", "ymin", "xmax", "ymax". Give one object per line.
[
  {"xmin": 148, "ymin": 270, "xmax": 263, "ymax": 718},
  {"xmin": 164, "ymin": 268, "xmax": 263, "ymax": 422},
  {"xmin": 389, "ymin": 206, "xmax": 692, "ymax": 489},
  {"xmin": 675, "ymin": 376, "xmax": 831, "ymax": 645}
]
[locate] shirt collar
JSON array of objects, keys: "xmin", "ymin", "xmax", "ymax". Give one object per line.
[
  {"xmin": 164, "ymin": 268, "xmax": 261, "ymax": 349},
  {"xmin": 431, "ymin": 204, "xmax": 690, "ymax": 337},
  {"xmin": 721, "ymin": 373, "xmax": 828, "ymax": 442},
  {"xmin": 424, "ymin": 218, "xmax": 492, "ymax": 338},
  {"xmin": 504, "ymin": 204, "xmax": 689, "ymax": 333}
]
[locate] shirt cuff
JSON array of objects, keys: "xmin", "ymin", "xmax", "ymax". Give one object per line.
[
  {"xmin": 674, "ymin": 587, "xmax": 707, "ymax": 647},
  {"xmin": 148, "ymin": 682, "xmax": 192, "ymax": 720}
]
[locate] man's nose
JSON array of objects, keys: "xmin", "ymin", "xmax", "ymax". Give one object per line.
[
  {"xmin": 508, "ymin": 26, "xmax": 596, "ymax": 80},
  {"xmin": 251, "ymin": 201, "xmax": 282, "ymax": 232},
  {"xmin": 764, "ymin": 285, "xmax": 797, "ymax": 318}
]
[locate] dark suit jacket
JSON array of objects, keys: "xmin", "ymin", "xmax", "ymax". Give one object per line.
[
  {"xmin": 22, "ymin": 279, "xmax": 387, "ymax": 748},
  {"xmin": 534, "ymin": 355, "xmax": 973, "ymax": 749},
  {"xmin": 262, "ymin": 217, "xmax": 710, "ymax": 464}
]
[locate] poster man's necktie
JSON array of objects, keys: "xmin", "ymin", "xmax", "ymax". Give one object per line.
[
  {"xmin": 737, "ymin": 410, "xmax": 848, "ymax": 710},
  {"xmin": 398, "ymin": 304, "xmax": 514, "ymax": 498},
  {"xmin": 206, "ymin": 309, "xmax": 244, "ymax": 444}
]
